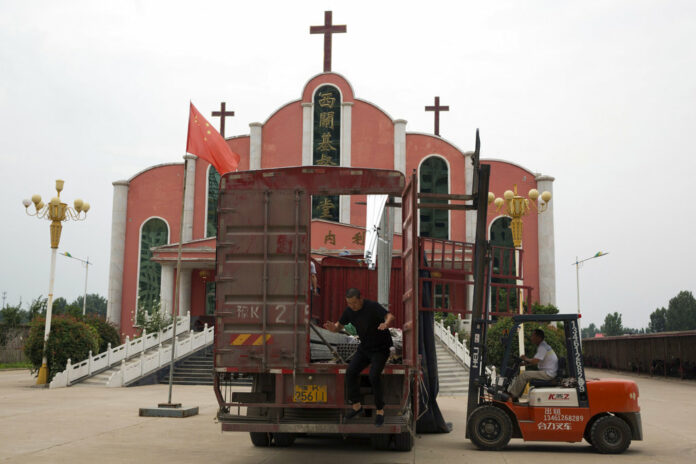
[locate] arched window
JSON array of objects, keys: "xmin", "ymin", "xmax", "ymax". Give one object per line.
[
  {"xmin": 207, "ymin": 165, "xmax": 221, "ymax": 237},
  {"xmin": 419, "ymin": 156, "xmax": 449, "ymax": 239},
  {"xmin": 489, "ymin": 216, "xmax": 517, "ymax": 313},
  {"xmin": 137, "ymin": 218, "xmax": 169, "ymax": 310}
]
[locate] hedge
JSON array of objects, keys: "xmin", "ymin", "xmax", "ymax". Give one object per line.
[{"xmin": 484, "ymin": 317, "xmax": 567, "ymax": 368}]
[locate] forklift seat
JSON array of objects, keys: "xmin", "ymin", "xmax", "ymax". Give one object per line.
[{"xmin": 529, "ymin": 357, "xmax": 567, "ymax": 388}]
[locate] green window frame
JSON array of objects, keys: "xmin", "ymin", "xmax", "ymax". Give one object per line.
[
  {"xmin": 419, "ymin": 156, "xmax": 449, "ymax": 239},
  {"xmin": 137, "ymin": 218, "xmax": 169, "ymax": 311}
]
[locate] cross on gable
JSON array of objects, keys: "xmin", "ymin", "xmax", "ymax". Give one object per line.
[
  {"xmin": 211, "ymin": 102, "xmax": 235, "ymax": 138},
  {"xmin": 425, "ymin": 96, "xmax": 450, "ymax": 136},
  {"xmin": 310, "ymin": 11, "xmax": 347, "ymax": 73}
]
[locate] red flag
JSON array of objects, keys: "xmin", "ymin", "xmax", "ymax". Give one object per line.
[{"xmin": 186, "ymin": 102, "xmax": 240, "ymax": 174}]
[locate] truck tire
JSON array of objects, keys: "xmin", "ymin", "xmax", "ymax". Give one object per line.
[
  {"xmin": 273, "ymin": 433, "xmax": 296, "ymax": 447},
  {"xmin": 590, "ymin": 415, "xmax": 631, "ymax": 454},
  {"xmin": 370, "ymin": 434, "xmax": 391, "ymax": 450},
  {"xmin": 393, "ymin": 431, "xmax": 414, "ymax": 451},
  {"xmin": 249, "ymin": 432, "xmax": 271, "ymax": 447},
  {"xmin": 468, "ymin": 405, "xmax": 512, "ymax": 451}
]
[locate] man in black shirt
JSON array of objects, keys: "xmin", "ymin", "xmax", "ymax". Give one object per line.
[{"xmin": 323, "ymin": 288, "xmax": 394, "ymax": 427}]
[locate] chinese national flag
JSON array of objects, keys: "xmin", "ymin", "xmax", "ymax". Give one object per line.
[{"xmin": 186, "ymin": 102, "xmax": 240, "ymax": 174}]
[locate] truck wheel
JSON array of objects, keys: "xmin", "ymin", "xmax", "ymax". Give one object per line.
[
  {"xmin": 468, "ymin": 405, "xmax": 512, "ymax": 451},
  {"xmin": 273, "ymin": 433, "xmax": 296, "ymax": 447},
  {"xmin": 393, "ymin": 431, "xmax": 414, "ymax": 451},
  {"xmin": 370, "ymin": 434, "xmax": 391, "ymax": 450},
  {"xmin": 249, "ymin": 432, "xmax": 271, "ymax": 447},
  {"xmin": 590, "ymin": 415, "xmax": 631, "ymax": 454}
]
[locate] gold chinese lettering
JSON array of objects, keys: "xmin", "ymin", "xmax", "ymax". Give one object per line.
[
  {"xmin": 315, "ymin": 153, "xmax": 337, "ymax": 166},
  {"xmin": 319, "ymin": 111, "xmax": 334, "ymax": 129},
  {"xmin": 318, "ymin": 198, "xmax": 336, "ymax": 220},
  {"xmin": 352, "ymin": 231, "xmax": 365, "ymax": 246},
  {"xmin": 324, "ymin": 229, "xmax": 336, "ymax": 245},
  {"xmin": 318, "ymin": 92, "xmax": 336, "ymax": 108},
  {"xmin": 316, "ymin": 132, "xmax": 337, "ymax": 153}
]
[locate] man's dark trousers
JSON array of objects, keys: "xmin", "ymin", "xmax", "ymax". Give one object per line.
[{"xmin": 346, "ymin": 348, "xmax": 390, "ymax": 410}]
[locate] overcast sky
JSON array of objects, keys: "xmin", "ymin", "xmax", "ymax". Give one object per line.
[{"xmin": 1, "ymin": 0, "xmax": 694, "ymax": 330}]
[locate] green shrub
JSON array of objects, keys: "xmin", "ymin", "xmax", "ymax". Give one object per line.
[
  {"xmin": 83, "ymin": 316, "xmax": 121, "ymax": 352},
  {"xmin": 134, "ymin": 299, "xmax": 172, "ymax": 335},
  {"xmin": 24, "ymin": 316, "xmax": 100, "ymax": 381},
  {"xmin": 485, "ymin": 317, "xmax": 566, "ymax": 368}
]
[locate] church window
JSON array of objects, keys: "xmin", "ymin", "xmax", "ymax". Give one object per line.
[
  {"xmin": 490, "ymin": 216, "xmax": 518, "ymax": 313},
  {"xmin": 207, "ymin": 165, "xmax": 221, "ymax": 237},
  {"xmin": 419, "ymin": 156, "xmax": 449, "ymax": 239},
  {"xmin": 312, "ymin": 85, "xmax": 341, "ymax": 221},
  {"xmin": 137, "ymin": 218, "xmax": 169, "ymax": 311}
]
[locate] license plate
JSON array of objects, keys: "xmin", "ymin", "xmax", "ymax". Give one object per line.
[{"xmin": 293, "ymin": 384, "xmax": 327, "ymax": 403}]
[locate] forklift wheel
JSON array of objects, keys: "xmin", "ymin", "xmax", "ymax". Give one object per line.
[
  {"xmin": 590, "ymin": 415, "xmax": 631, "ymax": 454},
  {"xmin": 468, "ymin": 405, "xmax": 512, "ymax": 451},
  {"xmin": 249, "ymin": 432, "xmax": 271, "ymax": 447}
]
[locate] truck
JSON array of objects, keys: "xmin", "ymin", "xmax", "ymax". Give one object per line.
[{"xmin": 212, "ymin": 166, "xmax": 422, "ymax": 450}]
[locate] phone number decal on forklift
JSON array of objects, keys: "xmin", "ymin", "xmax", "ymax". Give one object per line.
[{"xmin": 542, "ymin": 408, "xmax": 584, "ymax": 423}]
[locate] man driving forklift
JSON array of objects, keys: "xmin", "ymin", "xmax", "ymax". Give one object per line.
[{"xmin": 507, "ymin": 328, "xmax": 558, "ymax": 401}]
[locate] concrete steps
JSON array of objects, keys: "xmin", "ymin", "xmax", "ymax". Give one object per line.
[{"xmin": 435, "ymin": 340, "xmax": 469, "ymax": 396}]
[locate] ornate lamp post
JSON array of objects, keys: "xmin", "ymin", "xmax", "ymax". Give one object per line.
[
  {"xmin": 23, "ymin": 180, "xmax": 89, "ymax": 385},
  {"xmin": 488, "ymin": 185, "xmax": 551, "ymax": 360}
]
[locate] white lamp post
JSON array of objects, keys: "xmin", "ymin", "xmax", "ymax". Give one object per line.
[
  {"xmin": 572, "ymin": 251, "xmax": 609, "ymax": 341},
  {"xmin": 60, "ymin": 252, "xmax": 92, "ymax": 316}
]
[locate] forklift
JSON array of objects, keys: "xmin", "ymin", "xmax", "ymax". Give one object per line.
[{"xmin": 464, "ymin": 163, "xmax": 643, "ymax": 454}]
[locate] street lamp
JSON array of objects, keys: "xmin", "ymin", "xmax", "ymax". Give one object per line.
[
  {"xmin": 23, "ymin": 180, "xmax": 89, "ymax": 385},
  {"xmin": 60, "ymin": 252, "xmax": 92, "ymax": 316},
  {"xmin": 488, "ymin": 185, "xmax": 551, "ymax": 359},
  {"xmin": 572, "ymin": 251, "xmax": 608, "ymax": 340}
]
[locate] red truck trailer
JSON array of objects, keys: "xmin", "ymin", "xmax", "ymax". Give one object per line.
[{"xmin": 213, "ymin": 166, "xmax": 419, "ymax": 450}]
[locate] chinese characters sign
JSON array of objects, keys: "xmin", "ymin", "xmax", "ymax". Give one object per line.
[{"xmin": 312, "ymin": 85, "xmax": 341, "ymax": 221}]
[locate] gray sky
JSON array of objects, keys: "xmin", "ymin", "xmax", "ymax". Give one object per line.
[{"xmin": 1, "ymin": 0, "xmax": 694, "ymax": 330}]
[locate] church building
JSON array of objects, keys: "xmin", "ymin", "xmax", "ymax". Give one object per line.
[{"xmin": 105, "ymin": 12, "xmax": 556, "ymax": 337}]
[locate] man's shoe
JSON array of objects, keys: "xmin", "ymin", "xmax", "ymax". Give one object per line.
[
  {"xmin": 345, "ymin": 407, "xmax": 363, "ymax": 420},
  {"xmin": 375, "ymin": 414, "xmax": 385, "ymax": 427}
]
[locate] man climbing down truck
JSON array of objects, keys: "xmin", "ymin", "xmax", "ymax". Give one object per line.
[{"xmin": 323, "ymin": 288, "xmax": 395, "ymax": 427}]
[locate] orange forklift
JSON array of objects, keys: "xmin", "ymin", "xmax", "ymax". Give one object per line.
[{"xmin": 463, "ymin": 163, "xmax": 642, "ymax": 454}]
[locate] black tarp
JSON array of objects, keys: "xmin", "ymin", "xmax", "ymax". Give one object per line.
[{"xmin": 416, "ymin": 255, "xmax": 451, "ymax": 433}]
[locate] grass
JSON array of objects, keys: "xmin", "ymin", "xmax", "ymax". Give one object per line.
[{"xmin": 0, "ymin": 362, "xmax": 32, "ymax": 370}]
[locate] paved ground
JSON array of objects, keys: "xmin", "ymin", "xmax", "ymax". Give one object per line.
[{"xmin": 1, "ymin": 368, "xmax": 694, "ymax": 463}]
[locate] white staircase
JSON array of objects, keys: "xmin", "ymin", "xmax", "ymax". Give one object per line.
[
  {"xmin": 433, "ymin": 319, "xmax": 470, "ymax": 396},
  {"xmin": 50, "ymin": 313, "xmax": 214, "ymax": 388}
]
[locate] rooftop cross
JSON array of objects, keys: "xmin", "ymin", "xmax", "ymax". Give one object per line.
[
  {"xmin": 211, "ymin": 102, "xmax": 235, "ymax": 138},
  {"xmin": 310, "ymin": 11, "xmax": 347, "ymax": 73},
  {"xmin": 425, "ymin": 96, "xmax": 450, "ymax": 136}
]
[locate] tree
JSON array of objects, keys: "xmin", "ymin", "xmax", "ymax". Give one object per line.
[
  {"xmin": 72, "ymin": 294, "xmax": 108, "ymax": 317},
  {"xmin": 582, "ymin": 322, "xmax": 599, "ymax": 339},
  {"xmin": 648, "ymin": 307, "xmax": 667, "ymax": 333},
  {"xmin": 530, "ymin": 302, "xmax": 559, "ymax": 315},
  {"xmin": 0, "ymin": 305, "xmax": 27, "ymax": 326},
  {"xmin": 28, "ymin": 296, "xmax": 47, "ymax": 320},
  {"xmin": 601, "ymin": 312, "xmax": 624, "ymax": 336},
  {"xmin": 665, "ymin": 291, "xmax": 696, "ymax": 332},
  {"xmin": 51, "ymin": 297, "xmax": 68, "ymax": 315}
]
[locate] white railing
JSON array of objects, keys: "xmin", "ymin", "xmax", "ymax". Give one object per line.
[
  {"xmin": 49, "ymin": 312, "xmax": 191, "ymax": 388},
  {"xmin": 106, "ymin": 324, "xmax": 214, "ymax": 387},
  {"xmin": 434, "ymin": 319, "xmax": 471, "ymax": 367}
]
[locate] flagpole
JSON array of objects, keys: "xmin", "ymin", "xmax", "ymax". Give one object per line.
[{"xmin": 166, "ymin": 156, "xmax": 189, "ymax": 406}]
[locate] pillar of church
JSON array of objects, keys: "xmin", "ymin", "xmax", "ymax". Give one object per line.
[
  {"xmin": 182, "ymin": 155, "xmax": 196, "ymax": 242},
  {"xmin": 339, "ymin": 102, "xmax": 353, "ymax": 223},
  {"xmin": 301, "ymin": 103, "xmax": 313, "ymax": 166},
  {"xmin": 393, "ymin": 119, "xmax": 407, "ymax": 234},
  {"xmin": 249, "ymin": 122, "xmax": 263, "ymax": 170},
  {"xmin": 106, "ymin": 180, "xmax": 129, "ymax": 327},
  {"xmin": 178, "ymin": 268, "xmax": 192, "ymax": 316},
  {"xmin": 536, "ymin": 174, "xmax": 556, "ymax": 306},
  {"xmin": 160, "ymin": 264, "xmax": 175, "ymax": 316}
]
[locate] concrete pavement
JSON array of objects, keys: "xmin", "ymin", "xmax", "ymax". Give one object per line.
[{"xmin": 0, "ymin": 368, "xmax": 694, "ymax": 463}]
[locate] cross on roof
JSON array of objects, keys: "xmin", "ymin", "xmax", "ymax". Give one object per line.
[
  {"xmin": 310, "ymin": 11, "xmax": 347, "ymax": 73},
  {"xmin": 211, "ymin": 102, "xmax": 235, "ymax": 138},
  {"xmin": 425, "ymin": 96, "xmax": 450, "ymax": 136}
]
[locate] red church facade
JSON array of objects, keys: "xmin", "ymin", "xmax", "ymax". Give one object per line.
[{"xmin": 106, "ymin": 72, "xmax": 556, "ymax": 338}]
